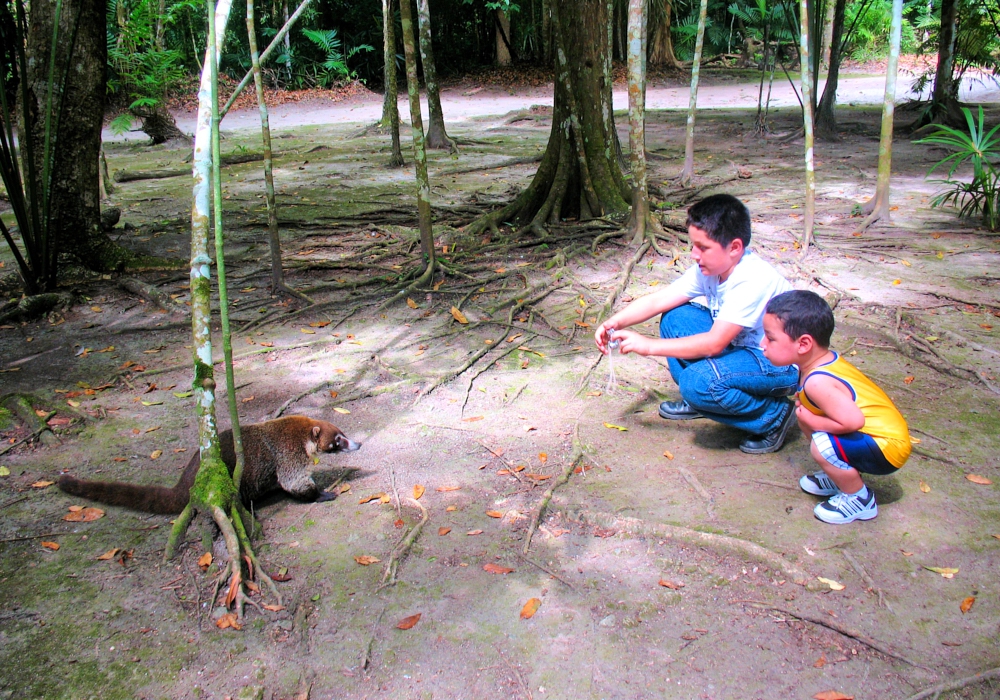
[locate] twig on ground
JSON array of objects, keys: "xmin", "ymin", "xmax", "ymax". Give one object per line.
[
  {"xmin": 903, "ymin": 667, "xmax": 1000, "ymax": 700},
  {"xmin": 361, "ymin": 605, "xmax": 387, "ymax": 671},
  {"xmin": 0, "ymin": 496, "xmax": 29, "ymax": 510},
  {"xmin": 745, "ymin": 602, "xmax": 928, "ymax": 670},
  {"xmin": 515, "ymin": 550, "xmax": 575, "ymax": 589},
  {"xmin": 676, "ymin": 465, "xmax": 716, "ymax": 520},
  {"xmin": 523, "ymin": 422, "xmax": 584, "ymax": 554},
  {"xmin": 380, "ymin": 498, "xmax": 429, "ymax": 588},
  {"xmin": 748, "ymin": 478, "xmax": 799, "ymax": 491},
  {"xmin": 840, "ymin": 548, "xmax": 891, "ymax": 612}
]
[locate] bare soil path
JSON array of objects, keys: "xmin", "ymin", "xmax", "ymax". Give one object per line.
[{"xmin": 2, "ymin": 77, "xmax": 1000, "ymax": 700}]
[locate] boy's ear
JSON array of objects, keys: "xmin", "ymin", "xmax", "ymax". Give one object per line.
[
  {"xmin": 796, "ymin": 333, "xmax": 816, "ymax": 355},
  {"xmin": 727, "ymin": 238, "xmax": 745, "ymax": 256}
]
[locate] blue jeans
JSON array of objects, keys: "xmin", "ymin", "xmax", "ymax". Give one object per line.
[{"xmin": 660, "ymin": 304, "xmax": 798, "ymax": 435}]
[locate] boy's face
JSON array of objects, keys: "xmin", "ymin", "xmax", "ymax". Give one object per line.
[
  {"xmin": 688, "ymin": 225, "xmax": 743, "ymax": 281},
  {"xmin": 761, "ymin": 313, "xmax": 800, "ymax": 367}
]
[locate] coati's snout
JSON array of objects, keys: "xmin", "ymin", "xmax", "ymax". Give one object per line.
[
  {"xmin": 334, "ymin": 433, "xmax": 361, "ymax": 453},
  {"xmin": 310, "ymin": 423, "xmax": 361, "ymax": 454}
]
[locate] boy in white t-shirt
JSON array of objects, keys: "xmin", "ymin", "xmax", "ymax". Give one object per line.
[{"xmin": 595, "ymin": 194, "xmax": 798, "ymax": 453}]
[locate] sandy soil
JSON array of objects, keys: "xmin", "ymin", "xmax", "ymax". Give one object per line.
[{"xmin": 2, "ymin": 77, "xmax": 1000, "ymax": 700}]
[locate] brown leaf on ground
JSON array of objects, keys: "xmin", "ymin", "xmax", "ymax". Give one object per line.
[
  {"xmin": 224, "ymin": 571, "xmax": 242, "ymax": 607},
  {"xmin": 359, "ymin": 493, "xmax": 386, "ymax": 504},
  {"xmin": 919, "ymin": 481, "xmax": 931, "ymax": 493},
  {"xmin": 216, "ymin": 613, "xmax": 241, "ymax": 630},
  {"xmin": 354, "ymin": 555, "xmax": 380, "ymax": 566},
  {"xmin": 813, "ymin": 654, "xmax": 826, "ymax": 668},
  {"xmin": 438, "ymin": 527, "xmax": 451, "ymax": 536},
  {"xmin": 663, "ymin": 450, "xmax": 674, "ymax": 460},
  {"xmin": 525, "ymin": 473, "xmax": 551, "ymax": 481},
  {"xmin": 966, "ymin": 474, "xmax": 992, "ymax": 485},
  {"xmin": 63, "ymin": 506, "xmax": 105, "ymax": 522},
  {"xmin": 406, "ymin": 298, "xmax": 419, "ymax": 309},
  {"xmin": 593, "ymin": 527, "xmax": 616, "ymax": 538},
  {"xmin": 658, "ymin": 579, "xmax": 684, "ymax": 590},
  {"xmin": 960, "ymin": 596, "xmax": 976, "ymax": 613},
  {"xmin": 486, "ymin": 510, "xmax": 504, "ymax": 518},
  {"xmin": 394, "ymin": 519, "xmax": 405, "ymax": 528},
  {"xmin": 813, "ymin": 692, "xmax": 853, "ymax": 700},
  {"xmin": 271, "ymin": 571, "xmax": 293, "ymax": 582},
  {"xmin": 466, "ymin": 529, "xmax": 483, "ymax": 536},
  {"xmin": 197, "ymin": 552, "xmax": 212, "ymax": 570},
  {"xmin": 41, "ymin": 541, "xmax": 60, "ymax": 551},
  {"xmin": 262, "ymin": 604, "xmax": 285, "ymax": 612},
  {"xmin": 436, "ymin": 485, "xmax": 461, "ymax": 492},
  {"xmin": 520, "ymin": 598, "xmax": 541, "ymax": 619},
  {"xmin": 97, "ymin": 548, "xmax": 119, "ymax": 560},
  {"xmin": 413, "ymin": 484, "xmax": 425, "ymax": 500},
  {"xmin": 396, "ymin": 613, "xmax": 421, "ymax": 630},
  {"xmin": 150, "ymin": 450, "xmax": 162, "ymax": 460},
  {"xmin": 31, "ymin": 480, "xmax": 54, "ymax": 488},
  {"xmin": 450, "ymin": 306, "xmax": 469, "ymax": 324},
  {"xmin": 483, "ymin": 563, "xmax": 514, "ymax": 575},
  {"xmin": 461, "ymin": 415, "xmax": 484, "ymax": 422}
]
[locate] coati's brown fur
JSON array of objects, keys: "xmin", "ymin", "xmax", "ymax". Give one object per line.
[{"xmin": 57, "ymin": 416, "xmax": 361, "ymax": 514}]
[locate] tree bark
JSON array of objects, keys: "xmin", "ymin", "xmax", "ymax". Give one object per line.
[
  {"xmin": 22, "ymin": 0, "xmax": 142, "ymax": 281},
  {"xmin": 495, "ymin": 9, "xmax": 512, "ymax": 65},
  {"xmin": 467, "ymin": 0, "xmax": 629, "ymax": 238},
  {"xmin": 381, "ymin": 0, "xmax": 404, "ymax": 166},
  {"xmin": 799, "ymin": 0, "xmax": 816, "ymax": 252},
  {"xmin": 416, "ymin": 0, "xmax": 455, "ymax": 151},
  {"xmin": 821, "ymin": 0, "xmax": 835, "ymax": 67},
  {"xmin": 679, "ymin": 0, "xmax": 708, "ymax": 185},
  {"xmin": 856, "ymin": 0, "xmax": 902, "ymax": 231},
  {"xmin": 916, "ymin": 0, "xmax": 964, "ymax": 127},
  {"xmin": 648, "ymin": 0, "xmax": 682, "ymax": 69},
  {"xmin": 627, "ymin": 0, "xmax": 649, "ymax": 244},
  {"xmin": 815, "ymin": 0, "xmax": 846, "ymax": 139}
]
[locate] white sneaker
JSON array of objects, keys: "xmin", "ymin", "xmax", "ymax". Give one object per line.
[
  {"xmin": 799, "ymin": 472, "xmax": 841, "ymax": 497},
  {"xmin": 814, "ymin": 490, "xmax": 878, "ymax": 524}
]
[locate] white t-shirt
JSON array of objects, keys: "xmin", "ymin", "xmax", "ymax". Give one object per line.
[{"xmin": 666, "ymin": 250, "xmax": 791, "ymax": 349}]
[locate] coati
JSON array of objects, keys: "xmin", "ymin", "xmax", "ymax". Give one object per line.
[{"xmin": 57, "ymin": 415, "xmax": 361, "ymax": 514}]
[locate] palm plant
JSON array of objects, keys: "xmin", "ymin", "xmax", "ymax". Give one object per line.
[{"xmin": 917, "ymin": 106, "xmax": 1000, "ymax": 230}]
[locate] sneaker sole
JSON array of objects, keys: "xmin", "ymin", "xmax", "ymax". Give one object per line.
[
  {"xmin": 739, "ymin": 407, "xmax": 795, "ymax": 454},
  {"xmin": 799, "ymin": 476, "xmax": 839, "ymax": 497},
  {"xmin": 658, "ymin": 408, "xmax": 704, "ymax": 420},
  {"xmin": 814, "ymin": 504, "xmax": 878, "ymax": 524}
]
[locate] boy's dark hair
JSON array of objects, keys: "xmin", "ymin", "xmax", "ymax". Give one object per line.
[
  {"xmin": 686, "ymin": 194, "xmax": 752, "ymax": 247},
  {"xmin": 766, "ymin": 290, "xmax": 835, "ymax": 347}
]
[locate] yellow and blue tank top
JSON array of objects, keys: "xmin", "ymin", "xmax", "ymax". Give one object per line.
[{"xmin": 798, "ymin": 352, "xmax": 911, "ymax": 468}]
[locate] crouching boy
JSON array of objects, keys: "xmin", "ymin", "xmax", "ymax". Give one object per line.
[{"xmin": 761, "ymin": 290, "xmax": 911, "ymax": 524}]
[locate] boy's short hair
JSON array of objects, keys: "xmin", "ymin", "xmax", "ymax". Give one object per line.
[
  {"xmin": 686, "ymin": 194, "xmax": 752, "ymax": 247},
  {"xmin": 766, "ymin": 290, "xmax": 835, "ymax": 347}
]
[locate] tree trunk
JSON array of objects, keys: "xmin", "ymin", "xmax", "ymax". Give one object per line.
[
  {"xmin": 381, "ymin": 0, "xmax": 404, "ymax": 166},
  {"xmin": 416, "ymin": 0, "xmax": 454, "ymax": 151},
  {"xmin": 399, "ymin": 0, "xmax": 436, "ymax": 261},
  {"xmin": 821, "ymin": 0, "xmax": 835, "ymax": 67},
  {"xmin": 627, "ymin": 0, "xmax": 649, "ymax": 244},
  {"xmin": 541, "ymin": 0, "xmax": 551, "ymax": 64},
  {"xmin": 22, "ymin": 0, "xmax": 140, "ymax": 281},
  {"xmin": 798, "ymin": 0, "xmax": 816, "ymax": 252},
  {"xmin": 649, "ymin": 0, "xmax": 682, "ymax": 68},
  {"xmin": 132, "ymin": 103, "xmax": 190, "ymax": 145},
  {"xmin": 856, "ymin": 0, "xmax": 902, "ymax": 231},
  {"xmin": 467, "ymin": 0, "xmax": 629, "ymax": 237},
  {"xmin": 679, "ymin": 0, "xmax": 708, "ymax": 185},
  {"xmin": 918, "ymin": 0, "xmax": 964, "ymax": 126},
  {"xmin": 815, "ymin": 0, "xmax": 846, "ymax": 139},
  {"xmin": 495, "ymin": 9, "xmax": 512, "ymax": 65}
]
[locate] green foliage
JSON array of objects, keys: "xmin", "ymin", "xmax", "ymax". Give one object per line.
[
  {"xmin": 841, "ymin": 0, "xmax": 917, "ymax": 62},
  {"xmin": 297, "ymin": 28, "xmax": 373, "ymax": 87},
  {"xmin": 916, "ymin": 106, "xmax": 1000, "ymax": 230}
]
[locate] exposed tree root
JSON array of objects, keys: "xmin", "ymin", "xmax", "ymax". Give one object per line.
[
  {"xmin": 117, "ymin": 278, "xmax": 184, "ymax": 313},
  {"xmin": 435, "ymin": 155, "xmax": 543, "ymax": 177},
  {"xmin": 561, "ymin": 509, "xmax": 811, "ymax": 587},
  {"xmin": 523, "ymin": 422, "xmax": 584, "ymax": 554},
  {"xmin": 593, "ymin": 240, "xmax": 650, "ymax": 324},
  {"xmin": 903, "ymin": 667, "xmax": 1000, "ymax": 700},
  {"xmin": 676, "ymin": 465, "xmax": 716, "ymax": 520},
  {"xmin": 380, "ymin": 498, "xmax": 429, "ymax": 588},
  {"xmin": 377, "ymin": 259, "xmax": 437, "ymax": 311},
  {"xmin": 744, "ymin": 602, "xmax": 929, "ymax": 671}
]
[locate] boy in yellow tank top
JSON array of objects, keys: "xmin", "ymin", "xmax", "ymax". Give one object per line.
[{"xmin": 761, "ymin": 290, "xmax": 911, "ymax": 524}]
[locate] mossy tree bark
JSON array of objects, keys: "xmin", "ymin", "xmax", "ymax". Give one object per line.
[
  {"xmin": 626, "ymin": 0, "xmax": 651, "ymax": 244},
  {"xmin": 798, "ymin": 0, "xmax": 816, "ymax": 252},
  {"xmin": 856, "ymin": 0, "xmax": 902, "ymax": 232},
  {"xmin": 678, "ymin": 0, "xmax": 707, "ymax": 186},
  {"xmin": 416, "ymin": 0, "xmax": 455, "ymax": 152},
  {"xmin": 21, "ymin": 0, "xmax": 145, "ymax": 283},
  {"xmin": 380, "ymin": 0, "xmax": 404, "ymax": 166},
  {"xmin": 466, "ymin": 0, "xmax": 629, "ymax": 238},
  {"xmin": 815, "ymin": 0, "xmax": 846, "ymax": 140}
]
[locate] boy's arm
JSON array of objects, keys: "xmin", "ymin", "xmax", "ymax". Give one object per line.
[
  {"xmin": 615, "ymin": 319, "xmax": 744, "ymax": 359},
  {"xmin": 595, "ymin": 288, "xmax": 692, "ymax": 354},
  {"xmin": 797, "ymin": 374, "xmax": 866, "ymax": 434}
]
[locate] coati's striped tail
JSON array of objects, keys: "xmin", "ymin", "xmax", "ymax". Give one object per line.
[{"xmin": 57, "ymin": 475, "xmax": 190, "ymax": 514}]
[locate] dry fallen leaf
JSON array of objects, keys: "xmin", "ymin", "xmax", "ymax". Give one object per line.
[
  {"xmin": 586, "ymin": 390, "xmax": 602, "ymax": 397},
  {"xmin": 396, "ymin": 613, "xmax": 421, "ymax": 630},
  {"xmin": 262, "ymin": 604, "xmax": 285, "ymax": 612},
  {"xmin": 450, "ymin": 306, "xmax": 469, "ymax": 324},
  {"xmin": 436, "ymin": 485, "xmax": 461, "ymax": 492},
  {"xmin": 483, "ymin": 563, "xmax": 514, "ymax": 575},
  {"xmin": 462, "ymin": 415, "xmax": 484, "ymax": 422},
  {"xmin": 41, "ymin": 541, "xmax": 60, "ymax": 551},
  {"xmin": 354, "ymin": 555, "xmax": 380, "ymax": 566},
  {"xmin": 603, "ymin": 422, "xmax": 628, "ymax": 431},
  {"xmin": 813, "ymin": 654, "xmax": 826, "ymax": 668},
  {"xmin": 198, "ymin": 552, "xmax": 213, "ymax": 569},
  {"xmin": 63, "ymin": 506, "xmax": 105, "ymax": 522},
  {"xmin": 904, "ymin": 375, "xmax": 916, "ymax": 384},
  {"xmin": 150, "ymin": 450, "xmax": 163, "ymax": 460},
  {"xmin": 359, "ymin": 493, "xmax": 386, "ymax": 504},
  {"xmin": 538, "ymin": 453, "xmax": 547, "ymax": 463},
  {"xmin": 526, "ymin": 473, "xmax": 552, "ymax": 481},
  {"xmin": 924, "ymin": 566, "xmax": 959, "ymax": 578},
  {"xmin": 97, "ymin": 548, "xmax": 119, "ymax": 560},
  {"xmin": 813, "ymin": 692, "xmax": 853, "ymax": 700},
  {"xmin": 486, "ymin": 510, "xmax": 504, "ymax": 518},
  {"xmin": 31, "ymin": 480, "xmax": 54, "ymax": 488},
  {"xmin": 466, "ymin": 529, "xmax": 484, "ymax": 536},
  {"xmin": 960, "ymin": 596, "xmax": 976, "ymax": 613},
  {"xmin": 406, "ymin": 298, "xmax": 419, "ymax": 309},
  {"xmin": 520, "ymin": 598, "xmax": 542, "ymax": 619},
  {"xmin": 662, "ymin": 450, "xmax": 674, "ymax": 460},
  {"xmin": 919, "ymin": 480, "xmax": 931, "ymax": 493},
  {"xmin": 817, "ymin": 577, "xmax": 845, "ymax": 591},
  {"xmin": 413, "ymin": 484, "xmax": 425, "ymax": 500},
  {"xmin": 446, "ymin": 505, "xmax": 457, "ymax": 512},
  {"xmin": 438, "ymin": 527, "xmax": 451, "ymax": 536},
  {"xmin": 966, "ymin": 474, "xmax": 992, "ymax": 485},
  {"xmin": 333, "ymin": 407, "xmax": 350, "ymax": 414},
  {"xmin": 658, "ymin": 579, "xmax": 684, "ymax": 590},
  {"xmin": 216, "ymin": 613, "xmax": 241, "ymax": 630}
]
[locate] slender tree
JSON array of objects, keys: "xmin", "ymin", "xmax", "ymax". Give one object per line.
[
  {"xmin": 466, "ymin": 0, "xmax": 629, "ymax": 237},
  {"xmin": 399, "ymin": 0, "xmax": 437, "ymax": 269},
  {"xmin": 417, "ymin": 0, "xmax": 456, "ymax": 151},
  {"xmin": 679, "ymin": 0, "xmax": 708, "ymax": 185},
  {"xmin": 815, "ymin": 0, "xmax": 846, "ymax": 139},
  {"xmin": 799, "ymin": 0, "xmax": 816, "ymax": 251},
  {"xmin": 381, "ymin": 0, "xmax": 404, "ymax": 166},
  {"xmin": 627, "ymin": 0, "xmax": 650, "ymax": 244},
  {"xmin": 856, "ymin": 0, "xmax": 902, "ymax": 231},
  {"xmin": 912, "ymin": 0, "xmax": 964, "ymax": 127}
]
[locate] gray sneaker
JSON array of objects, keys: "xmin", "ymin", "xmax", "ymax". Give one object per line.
[
  {"xmin": 814, "ymin": 490, "xmax": 878, "ymax": 524},
  {"xmin": 799, "ymin": 471, "xmax": 841, "ymax": 497}
]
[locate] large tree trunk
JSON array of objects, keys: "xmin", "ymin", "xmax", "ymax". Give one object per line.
[
  {"xmin": 815, "ymin": 0, "xmax": 846, "ymax": 139},
  {"xmin": 381, "ymin": 0, "xmax": 404, "ymax": 166},
  {"xmin": 918, "ymin": 0, "xmax": 964, "ymax": 127},
  {"xmin": 648, "ymin": 0, "xmax": 682, "ymax": 69},
  {"xmin": 467, "ymin": 0, "xmax": 629, "ymax": 237},
  {"xmin": 495, "ymin": 9, "xmax": 512, "ymax": 65},
  {"xmin": 23, "ymin": 0, "xmax": 139, "ymax": 280},
  {"xmin": 416, "ymin": 0, "xmax": 455, "ymax": 151}
]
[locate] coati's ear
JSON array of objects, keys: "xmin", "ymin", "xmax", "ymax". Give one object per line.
[{"xmin": 311, "ymin": 425, "xmax": 321, "ymax": 438}]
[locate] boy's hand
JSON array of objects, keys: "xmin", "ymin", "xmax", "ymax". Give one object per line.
[
  {"xmin": 613, "ymin": 329, "xmax": 652, "ymax": 356},
  {"xmin": 594, "ymin": 321, "xmax": 618, "ymax": 355}
]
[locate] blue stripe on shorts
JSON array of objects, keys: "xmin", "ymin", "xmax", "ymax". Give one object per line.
[{"xmin": 812, "ymin": 431, "xmax": 897, "ymax": 476}]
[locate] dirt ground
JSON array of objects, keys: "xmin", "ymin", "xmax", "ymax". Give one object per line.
[{"xmin": 1, "ymin": 74, "xmax": 999, "ymax": 700}]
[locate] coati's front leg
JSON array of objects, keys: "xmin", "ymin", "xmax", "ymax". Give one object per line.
[{"xmin": 277, "ymin": 469, "xmax": 334, "ymax": 502}]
